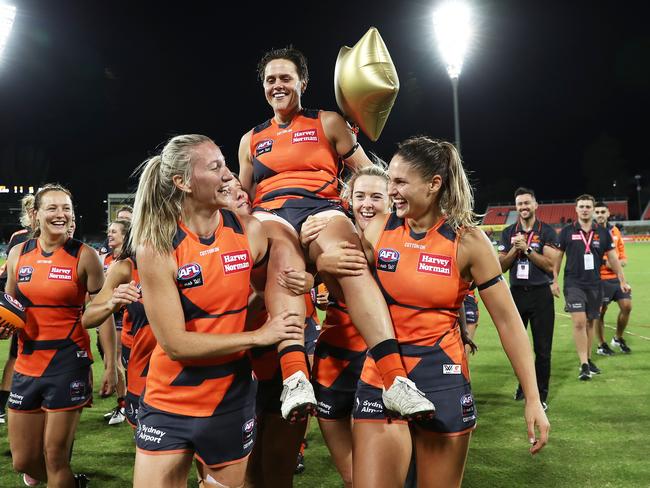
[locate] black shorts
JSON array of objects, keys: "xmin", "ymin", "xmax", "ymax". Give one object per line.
[
  {"xmin": 601, "ymin": 278, "xmax": 631, "ymax": 305},
  {"xmin": 125, "ymin": 390, "xmax": 140, "ymax": 427},
  {"xmin": 253, "ymin": 197, "xmax": 347, "ymax": 234},
  {"xmin": 9, "ymin": 333, "xmax": 18, "ymax": 358},
  {"xmin": 564, "ymin": 286, "xmax": 602, "ymax": 320},
  {"xmin": 313, "ymin": 383, "xmax": 355, "ymax": 420},
  {"xmin": 463, "ymin": 295, "xmax": 479, "ymax": 325},
  {"xmin": 136, "ymin": 400, "xmax": 256, "ymax": 468},
  {"xmin": 8, "ymin": 367, "xmax": 93, "ymax": 412}
]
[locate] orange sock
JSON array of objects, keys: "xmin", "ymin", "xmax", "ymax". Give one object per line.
[
  {"xmin": 370, "ymin": 339, "xmax": 407, "ymax": 389},
  {"xmin": 279, "ymin": 345, "xmax": 309, "ymax": 380}
]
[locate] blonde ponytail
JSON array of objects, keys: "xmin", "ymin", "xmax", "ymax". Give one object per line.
[
  {"xmin": 395, "ymin": 136, "xmax": 478, "ymax": 231},
  {"xmin": 129, "ymin": 134, "xmax": 213, "ymax": 255}
]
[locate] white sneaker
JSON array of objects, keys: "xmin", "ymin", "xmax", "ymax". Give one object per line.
[
  {"xmin": 0, "ymin": 412, "xmax": 6, "ymax": 424},
  {"xmin": 382, "ymin": 376, "xmax": 435, "ymax": 419},
  {"xmin": 280, "ymin": 371, "xmax": 316, "ymax": 422},
  {"xmin": 108, "ymin": 407, "xmax": 126, "ymax": 425},
  {"xmin": 23, "ymin": 474, "xmax": 40, "ymax": 486}
]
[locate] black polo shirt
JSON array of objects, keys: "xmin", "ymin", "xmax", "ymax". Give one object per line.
[
  {"xmin": 558, "ymin": 221, "xmax": 614, "ymax": 289},
  {"xmin": 499, "ymin": 219, "xmax": 558, "ymax": 287}
]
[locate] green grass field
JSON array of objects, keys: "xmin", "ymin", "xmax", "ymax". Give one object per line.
[{"xmin": 1, "ymin": 244, "xmax": 649, "ymax": 487}]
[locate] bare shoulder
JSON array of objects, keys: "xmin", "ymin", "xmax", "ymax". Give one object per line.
[
  {"xmin": 239, "ymin": 214, "xmax": 263, "ymax": 236},
  {"xmin": 459, "ymin": 226, "xmax": 491, "ymax": 248},
  {"xmin": 320, "ymin": 110, "xmax": 348, "ymax": 131},
  {"xmin": 239, "ymin": 129, "xmax": 253, "ymax": 148},
  {"xmin": 136, "ymin": 245, "xmax": 176, "ymax": 277}
]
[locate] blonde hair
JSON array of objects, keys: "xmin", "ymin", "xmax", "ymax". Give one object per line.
[
  {"xmin": 32, "ymin": 183, "xmax": 74, "ymax": 238},
  {"xmin": 130, "ymin": 134, "xmax": 213, "ymax": 254},
  {"xmin": 19, "ymin": 194, "xmax": 35, "ymax": 229},
  {"xmin": 395, "ymin": 136, "xmax": 478, "ymax": 230},
  {"xmin": 341, "ymin": 161, "xmax": 389, "ymax": 207}
]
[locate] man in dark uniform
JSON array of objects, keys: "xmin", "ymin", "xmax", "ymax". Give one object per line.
[
  {"xmin": 498, "ymin": 187, "xmax": 558, "ymax": 409},
  {"xmin": 553, "ymin": 194, "xmax": 630, "ymax": 381}
]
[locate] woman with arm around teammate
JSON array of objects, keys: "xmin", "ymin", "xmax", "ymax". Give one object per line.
[
  {"xmin": 352, "ymin": 137, "xmax": 550, "ymax": 488},
  {"xmin": 129, "ymin": 134, "xmax": 304, "ymax": 488},
  {"xmin": 239, "ymin": 46, "xmax": 433, "ymax": 421},
  {"xmin": 2, "ymin": 184, "xmax": 112, "ymax": 487}
]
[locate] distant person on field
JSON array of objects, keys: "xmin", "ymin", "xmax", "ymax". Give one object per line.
[
  {"xmin": 552, "ymin": 194, "xmax": 630, "ymax": 381},
  {"xmin": 594, "ymin": 202, "xmax": 632, "ymax": 355},
  {"xmin": 498, "ymin": 187, "xmax": 558, "ymax": 408}
]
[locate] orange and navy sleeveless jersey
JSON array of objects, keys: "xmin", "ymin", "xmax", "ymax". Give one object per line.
[
  {"xmin": 143, "ymin": 209, "xmax": 254, "ymax": 417},
  {"xmin": 249, "ymin": 109, "xmax": 343, "ymax": 209},
  {"xmin": 372, "ymin": 214, "xmax": 470, "ymax": 346},
  {"xmin": 14, "ymin": 238, "xmax": 92, "ymax": 377},
  {"xmin": 102, "ymin": 252, "xmax": 116, "ymax": 273},
  {"xmin": 600, "ymin": 224, "xmax": 626, "ymax": 280},
  {"xmin": 121, "ymin": 257, "xmax": 146, "ymax": 357},
  {"xmin": 124, "ymin": 258, "xmax": 155, "ymax": 397}
]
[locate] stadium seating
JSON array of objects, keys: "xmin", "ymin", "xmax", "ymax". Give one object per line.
[{"xmin": 482, "ymin": 200, "xmax": 629, "ymax": 225}]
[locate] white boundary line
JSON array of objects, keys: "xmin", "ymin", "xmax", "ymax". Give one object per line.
[{"xmin": 556, "ymin": 312, "xmax": 650, "ymax": 341}]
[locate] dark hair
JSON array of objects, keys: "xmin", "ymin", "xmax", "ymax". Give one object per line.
[
  {"xmin": 110, "ymin": 219, "xmax": 131, "ymax": 236},
  {"xmin": 514, "ymin": 187, "xmax": 536, "ymax": 199},
  {"xmin": 257, "ymin": 46, "xmax": 309, "ymax": 84},
  {"xmin": 594, "ymin": 201, "xmax": 608, "ymax": 209},
  {"xmin": 576, "ymin": 194, "xmax": 595, "ymax": 204},
  {"xmin": 395, "ymin": 136, "xmax": 477, "ymax": 230}
]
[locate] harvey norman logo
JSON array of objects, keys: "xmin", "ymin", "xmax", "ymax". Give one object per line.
[
  {"xmin": 221, "ymin": 250, "xmax": 251, "ymax": 275},
  {"xmin": 417, "ymin": 253, "xmax": 451, "ymax": 276},
  {"xmin": 48, "ymin": 266, "xmax": 73, "ymax": 281},
  {"xmin": 292, "ymin": 129, "xmax": 318, "ymax": 144}
]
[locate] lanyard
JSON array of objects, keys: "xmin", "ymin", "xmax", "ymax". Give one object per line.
[{"xmin": 579, "ymin": 229, "xmax": 594, "ymax": 254}]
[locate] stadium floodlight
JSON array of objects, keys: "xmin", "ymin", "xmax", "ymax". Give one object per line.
[
  {"xmin": 0, "ymin": 3, "xmax": 16, "ymax": 60},
  {"xmin": 433, "ymin": 0, "xmax": 473, "ymax": 152}
]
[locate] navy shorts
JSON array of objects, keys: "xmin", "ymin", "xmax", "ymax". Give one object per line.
[
  {"xmin": 601, "ymin": 278, "xmax": 631, "ymax": 305},
  {"xmin": 125, "ymin": 390, "xmax": 140, "ymax": 427},
  {"xmin": 136, "ymin": 400, "xmax": 256, "ymax": 468},
  {"xmin": 8, "ymin": 366, "xmax": 93, "ymax": 412},
  {"xmin": 252, "ymin": 197, "xmax": 347, "ymax": 234},
  {"xmin": 353, "ymin": 340, "xmax": 476, "ymax": 435},
  {"xmin": 463, "ymin": 295, "xmax": 479, "ymax": 325},
  {"xmin": 564, "ymin": 286, "xmax": 602, "ymax": 320},
  {"xmin": 313, "ymin": 383, "xmax": 355, "ymax": 420}
]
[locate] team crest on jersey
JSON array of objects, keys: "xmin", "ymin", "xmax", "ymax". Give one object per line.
[
  {"xmin": 443, "ymin": 364, "xmax": 462, "ymax": 375},
  {"xmin": 255, "ymin": 139, "xmax": 274, "ymax": 157},
  {"xmin": 18, "ymin": 266, "xmax": 33, "ymax": 283},
  {"xmin": 377, "ymin": 248, "xmax": 400, "ymax": 272},
  {"xmin": 222, "ymin": 250, "xmax": 251, "ymax": 275},
  {"xmin": 177, "ymin": 263, "xmax": 204, "ymax": 289},
  {"xmin": 48, "ymin": 266, "xmax": 73, "ymax": 281},
  {"xmin": 417, "ymin": 253, "xmax": 451, "ymax": 276},
  {"xmin": 292, "ymin": 129, "xmax": 318, "ymax": 144}
]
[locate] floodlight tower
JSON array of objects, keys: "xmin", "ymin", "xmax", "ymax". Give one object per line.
[
  {"xmin": 433, "ymin": 1, "xmax": 473, "ymax": 153},
  {"xmin": 0, "ymin": 3, "xmax": 16, "ymax": 61}
]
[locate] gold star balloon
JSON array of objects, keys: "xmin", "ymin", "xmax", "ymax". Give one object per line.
[{"xmin": 334, "ymin": 27, "xmax": 400, "ymax": 142}]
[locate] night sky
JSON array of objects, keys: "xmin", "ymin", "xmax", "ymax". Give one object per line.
[{"xmin": 1, "ymin": 0, "xmax": 648, "ymax": 237}]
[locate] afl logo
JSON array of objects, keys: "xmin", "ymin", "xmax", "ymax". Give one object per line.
[
  {"xmin": 243, "ymin": 418, "xmax": 255, "ymax": 434},
  {"xmin": 255, "ymin": 139, "xmax": 274, "ymax": 157},
  {"xmin": 178, "ymin": 263, "xmax": 201, "ymax": 280},
  {"xmin": 177, "ymin": 263, "xmax": 204, "ymax": 289},
  {"xmin": 3, "ymin": 293, "xmax": 25, "ymax": 312},
  {"xmin": 460, "ymin": 393, "xmax": 474, "ymax": 407},
  {"xmin": 18, "ymin": 266, "xmax": 33, "ymax": 282},
  {"xmin": 377, "ymin": 248, "xmax": 400, "ymax": 273}
]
